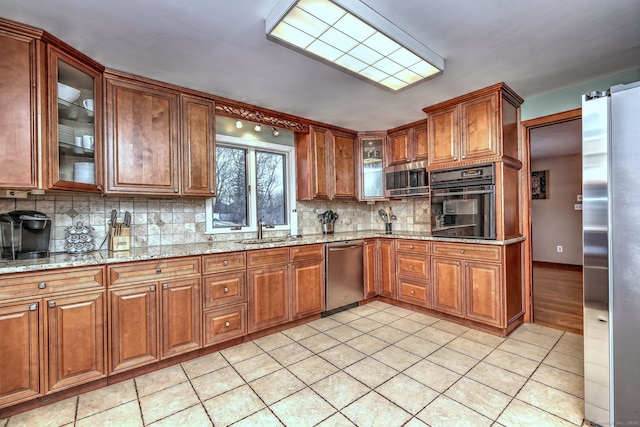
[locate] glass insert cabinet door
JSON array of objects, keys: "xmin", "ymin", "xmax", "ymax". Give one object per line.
[
  {"xmin": 359, "ymin": 136, "xmax": 385, "ymax": 200},
  {"xmin": 49, "ymin": 47, "xmax": 102, "ymax": 191}
]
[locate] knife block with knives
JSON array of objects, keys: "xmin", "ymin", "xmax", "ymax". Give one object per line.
[{"xmin": 109, "ymin": 210, "xmax": 131, "ymax": 251}]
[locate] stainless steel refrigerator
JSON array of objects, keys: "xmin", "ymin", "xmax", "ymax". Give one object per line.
[{"xmin": 582, "ymin": 80, "xmax": 640, "ymax": 425}]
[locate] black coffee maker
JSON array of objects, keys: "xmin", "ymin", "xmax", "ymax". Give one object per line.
[{"xmin": 0, "ymin": 210, "xmax": 52, "ymax": 260}]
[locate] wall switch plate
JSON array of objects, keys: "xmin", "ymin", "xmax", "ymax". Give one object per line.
[
  {"xmin": 577, "ymin": 195, "xmax": 583, "ymax": 202},
  {"xmin": 575, "ymin": 204, "xmax": 583, "ymax": 210},
  {"xmin": 557, "ymin": 245, "xmax": 563, "ymax": 253}
]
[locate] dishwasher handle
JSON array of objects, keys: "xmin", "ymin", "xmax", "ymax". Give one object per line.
[{"xmin": 328, "ymin": 245, "xmax": 363, "ymax": 251}]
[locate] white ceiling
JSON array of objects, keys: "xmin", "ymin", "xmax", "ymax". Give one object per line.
[{"xmin": 1, "ymin": 0, "xmax": 639, "ymax": 132}]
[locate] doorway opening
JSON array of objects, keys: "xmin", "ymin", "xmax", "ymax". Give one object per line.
[{"xmin": 522, "ymin": 109, "xmax": 583, "ymax": 334}]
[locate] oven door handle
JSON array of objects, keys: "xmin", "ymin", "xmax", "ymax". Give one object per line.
[{"xmin": 433, "ymin": 189, "xmax": 494, "ymax": 196}]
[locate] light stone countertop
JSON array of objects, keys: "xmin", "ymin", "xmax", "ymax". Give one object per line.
[{"xmin": 0, "ymin": 231, "xmax": 525, "ymax": 275}]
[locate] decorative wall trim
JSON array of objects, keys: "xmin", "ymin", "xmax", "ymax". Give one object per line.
[{"xmin": 215, "ymin": 104, "xmax": 308, "ymax": 132}]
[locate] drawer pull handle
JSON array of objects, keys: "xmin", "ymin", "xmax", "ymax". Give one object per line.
[
  {"xmin": 409, "ymin": 245, "xmax": 414, "ymax": 249},
  {"xmin": 156, "ymin": 268, "xmax": 162, "ymax": 274},
  {"xmin": 223, "ymin": 260, "xmax": 228, "ymax": 266},
  {"xmin": 29, "ymin": 304, "xmax": 37, "ymax": 311},
  {"xmin": 38, "ymin": 282, "xmax": 46, "ymax": 289},
  {"xmin": 460, "ymin": 249, "xmax": 465, "ymax": 254},
  {"xmin": 225, "ymin": 321, "xmax": 230, "ymax": 327},
  {"xmin": 410, "ymin": 290, "xmax": 415, "ymax": 295},
  {"xmin": 48, "ymin": 301, "xmax": 56, "ymax": 308},
  {"xmin": 163, "ymin": 284, "xmax": 168, "ymax": 290},
  {"xmin": 409, "ymin": 265, "xmax": 414, "ymax": 269},
  {"xmin": 223, "ymin": 287, "xmax": 229, "ymax": 293},
  {"xmin": 150, "ymin": 285, "xmax": 156, "ymax": 292}
]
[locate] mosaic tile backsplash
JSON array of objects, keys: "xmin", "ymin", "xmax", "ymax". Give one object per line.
[{"xmin": 0, "ymin": 195, "xmax": 431, "ymax": 254}]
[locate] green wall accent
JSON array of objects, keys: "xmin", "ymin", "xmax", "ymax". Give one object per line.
[{"xmin": 521, "ymin": 68, "xmax": 640, "ymax": 121}]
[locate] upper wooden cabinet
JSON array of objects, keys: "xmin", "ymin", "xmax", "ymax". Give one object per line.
[
  {"xmin": 387, "ymin": 121, "xmax": 428, "ymax": 165},
  {"xmin": 47, "ymin": 45, "xmax": 104, "ymax": 193},
  {"xmin": 105, "ymin": 73, "xmax": 180, "ymax": 195},
  {"xmin": 180, "ymin": 94, "xmax": 216, "ymax": 196},
  {"xmin": 296, "ymin": 125, "xmax": 358, "ymax": 201},
  {"xmin": 357, "ymin": 132, "xmax": 386, "ymax": 201},
  {"xmin": 424, "ymin": 83, "xmax": 523, "ymax": 170},
  {"xmin": 0, "ymin": 19, "xmax": 45, "ymax": 190}
]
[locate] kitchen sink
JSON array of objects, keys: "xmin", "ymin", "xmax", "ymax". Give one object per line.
[{"xmin": 237, "ymin": 236, "xmax": 300, "ymax": 245}]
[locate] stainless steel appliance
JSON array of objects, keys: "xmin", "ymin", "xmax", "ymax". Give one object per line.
[
  {"xmin": 0, "ymin": 210, "xmax": 52, "ymax": 260},
  {"xmin": 582, "ymin": 81, "xmax": 640, "ymax": 425},
  {"xmin": 384, "ymin": 160, "xmax": 429, "ymax": 198},
  {"xmin": 324, "ymin": 240, "xmax": 364, "ymax": 315},
  {"xmin": 430, "ymin": 164, "xmax": 495, "ymax": 239}
]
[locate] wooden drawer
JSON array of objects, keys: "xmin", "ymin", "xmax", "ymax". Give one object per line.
[
  {"xmin": 204, "ymin": 304, "xmax": 247, "ymax": 346},
  {"xmin": 396, "ymin": 239, "xmax": 430, "ymax": 254},
  {"xmin": 396, "ymin": 253, "xmax": 429, "ymax": 280},
  {"xmin": 202, "ymin": 252, "xmax": 246, "ymax": 274},
  {"xmin": 289, "ymin": 244, "xmax": 324, "ymax": 262},
  {"xmin": 203, "ymin": 271, "xmax": 246, "ymax": 309},
  {"xmin": 397, "ymin": 279, "xmax": 430, "ymax": 308},
  {"xmin": 247, "ymin": 248, "xmax": 289, "ymax": 268},
  {"xmin": 431, "ymin": 242, "xmax": 502, "ymax": 263},
  {"xmin": 108, "ymin": 257, "xmax": 200, "ymax": 287},
  {"xmin": 0, "ymin": 266, "xmax": 104, "ymax": 299}
]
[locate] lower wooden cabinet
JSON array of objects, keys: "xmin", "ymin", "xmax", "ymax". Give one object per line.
[
  {"xmin": 204, "ymin": 304, "xmax": 247, "ymax": 346},
  {"xmin": 363, "ymin": 239, "xmax": 377, "ymax": 299},
  {"xmin": 464, "ymin": 261, "xmax": 502, "ymax": 326},
  {"xmin": 395, "ymin": 239, "xmax": 431, "ymax": 308},
  {"xmin": 397, "ymin": 278, "xmax": 430, "ymax": 307},
  {"xmin": 376, "ymin": 239, "xmax": 396, "ymax": 298},
  {"xmin": 46, "ymin": 291, "xmax": 107, "ymax": 393},
  {"xmin": 0, "ymin": 300, "xmax": 42, "ymax": 408},
  {"xmin": 431, "ymin": 257, "xmax": 464, "ymax": 317},
  {"xmin": 160, "ymin": 278, "xmax": 201, "ymax": 358},
  {"xmin": 108, "ymin": 284, "xmax": 158, "ymax": 374},
  {"xmin": 248, "ymin": 245, "xmax": 325, "ymax": 333},
  {"xmin": 247, "ymin": 264, "xmax": 290, "ymax": 333}
]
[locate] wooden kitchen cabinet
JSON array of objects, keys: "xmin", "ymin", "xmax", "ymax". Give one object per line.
[
  {"xmin": 46, "ymin": 290, "xmax": 106, "ymax": 393},
  {"xmin": 247, "ymin": 245, "xmax": 325, "ymax": 332},
  {"xmin": 202, "ymin": 251, "xmax": 247, "ymax": 346},
  {"xmin": 181, "ymin": 94, "xmax": 216, "ymax": 196},
  {"xmin": 424, "ymin": 83, "xmax": 523, "ymax": 169},
  {"xmin": 0, "ymin": 265, "xmax": 106, "ymax": 408},
  {"xmin": 464, "ymin": 261, "xmax": 502, "ymax": 326},
  {"xmin": 108, "ymin": 284, "xmax": 158, "ymax": 374},
  {"xmin": 363, "ymin": 239, "xmax": 377, "ymax": 298},
  {"xmin": 47, "ymin": 44, "xmax": 104, "ymax": 193},
  {"xmin": 296, "ymin": 125, "xmax": 358, "ymax": 201},
  {"xmin": 332, "ymin": 131, "xmax": 357, "ymax": 199},
  {"xmin": 431, "ymin": 257, "xmax": 464, "ymax": 317},
  {"xmin": 387, "ymin": 121, "xmax": 428, "ymax": 165},
  {"xmin": 105, "ymin": 73, "xmax": 180, "ymax": 195},
  {"xmin": 107, "ymin": 257, "xmax": 201, "ymax": 374},
  {"xmin": 376, "ymin": 239, "xmax": 396, "ymax": 299},
  {"xmin": 357, "ymin": 132, "xmax": 386, "ymax": 201},
  {"xmin": 0, "ymin": 300, "xmax": 42, "ymax": 408},
  {"xmin": 0, "ymin": 19, "xmax": 45, "ymax": 190},
  {"xmin": 395, "ymin": 239, "xmax": 430, "ymax": 307}
]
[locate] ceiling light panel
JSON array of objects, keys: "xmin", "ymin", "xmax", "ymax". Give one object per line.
[{"xmin": 266, "ymin": 0, "xmax": 444, "ymax": 92}]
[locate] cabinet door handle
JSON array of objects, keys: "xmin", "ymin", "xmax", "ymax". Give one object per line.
[
  {"xmin": 97, "ymin": 185, "xmax": 103, "ymax": 190},
  {"xmin": 150, "ymin": 285, "xmax": 156, "ymax": 292},
  {"xmin": 29, "ymin": 303, "xmax": 38, "ymax": 311},
  {"xmin": 210, "ymin": 189, "xmax": 215, "ymax": 194},
  {"xmin": 285, "ymin": 265, "xmax": 289, "ymax": 270},
  {"xmin": 456, "ymin": 261, "xmax": 461, "ymax": 266},
  {"xmin": 163, "ymin": 283, "xmax": 168, "ymax": 290},
  {"xmin": 453, "ymin": 156, "xmax": 458, "ymax": 161},
  {"xmin": 223, "ymin": 260, "xmax": 228, "ymax": 266},
  {"xmin": 465, "ymin": 262, "xmax": 469, "ymax": 267},
  {"xmin": 462, "ymin": 155, "xmax": 466, "ymax": 159},
  {"xmin": 225, "ymin": 321, "xmax": 230, "ymax": 327},
  {"xmin": 174, "ymin": 188, "xmax": 179, "ymax": 193},
  {"xmin": 38, "ymin": 282, "xmax": 46, "ymax": 289},
  {"xmin": 48, "ymin": 301, "xmax": 56, "ymax": 308},
  {"xmin": 292, "ymin": 264, "xmax": 296, "ymax": 269},
  {"xmin": 156, "ymin": 268, "xmax": 162, "ymax": 274},
  {"xmin": 223, "ymin": 287, "xmax": 229, "ymax": 293}
]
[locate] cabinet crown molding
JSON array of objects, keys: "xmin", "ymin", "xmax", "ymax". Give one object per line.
[{"xmin": 423, "ymin": 82, "xmax": 524, "ymax": 114}]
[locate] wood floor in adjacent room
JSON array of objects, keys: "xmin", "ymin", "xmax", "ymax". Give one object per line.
[{"xmin": 533, "ymin": 262, "xmax": 584, "ymax": 335}]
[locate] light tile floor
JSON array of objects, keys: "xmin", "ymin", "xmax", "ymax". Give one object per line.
[{"xmin": 1, "ymin": 301, "xmax": 585, "ymax": 427}]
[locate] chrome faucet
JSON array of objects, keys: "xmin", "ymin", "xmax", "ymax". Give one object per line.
[{"xmin": 257, "ymin": 217, "xmax": 264, "ymax": 240}]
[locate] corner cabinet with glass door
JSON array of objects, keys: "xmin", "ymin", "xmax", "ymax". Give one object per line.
[
  {"xmin": 48, "ymin": 46, "xmax": 104, "ymax": 192},
  {"xmin": 357, "ymin": 132, "xmax": 387, "ymax": 201}
]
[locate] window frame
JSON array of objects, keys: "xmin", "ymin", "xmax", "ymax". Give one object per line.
[{"xmin": 205, "ymin": 134, "xmax": 297, "ymax": 235}]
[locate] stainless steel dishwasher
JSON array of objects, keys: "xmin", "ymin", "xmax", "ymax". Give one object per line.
[{"xmin": 324, "ymin": 240, "xmax": 364, "ymax": 315}]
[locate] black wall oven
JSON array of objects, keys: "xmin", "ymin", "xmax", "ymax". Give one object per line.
[{"xmin": 430, "ymin": 164, "xmax": 496, "ymax": 239}]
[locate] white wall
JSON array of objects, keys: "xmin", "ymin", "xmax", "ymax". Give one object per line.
[{"xmin": 531, "ymin": 154, "xmax": 583, "ymax": 265}]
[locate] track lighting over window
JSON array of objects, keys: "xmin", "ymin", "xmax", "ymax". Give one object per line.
[
  {"xmin": 235, "ymin": 120, "xmax": 243, "ymax": 129},
  {"xmin": 272, "ymin": 127, "xmax": 280, "ymax": 137},
  {"xmin": 254, "ymin": 123, "xmax": 262, "ymax": 132}
]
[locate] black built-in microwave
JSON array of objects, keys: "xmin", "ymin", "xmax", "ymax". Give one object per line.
[{"xmin": 384, "ymin": 160, "xmax": 429, "ymax": 198}]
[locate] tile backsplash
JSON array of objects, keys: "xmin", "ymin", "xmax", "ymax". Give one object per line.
[{"xmin": 1, "ymin": 195, "xmax": 431, "ymax": 254}]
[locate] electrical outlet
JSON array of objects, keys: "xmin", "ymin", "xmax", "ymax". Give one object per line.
[
  {"xmin": 575, "ymin": 204, "xmax": 583, "ymax": 211},
  {"xmin": 557, "ymin": 245, "xmax": 563, "ymax": 253},
  {"xmin": 577, "ymin": 195, "xmax": 583, "ymax": 202}
]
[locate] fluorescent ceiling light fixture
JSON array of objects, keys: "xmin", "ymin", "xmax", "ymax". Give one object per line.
[{"xmin": 266, "ymin": 0, "xmax": 444, "ymax": 92}]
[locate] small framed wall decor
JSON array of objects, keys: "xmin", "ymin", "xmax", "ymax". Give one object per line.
[{"xmin": 531, "ymin": 170, "xmax": 548, "ymax": 199}]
